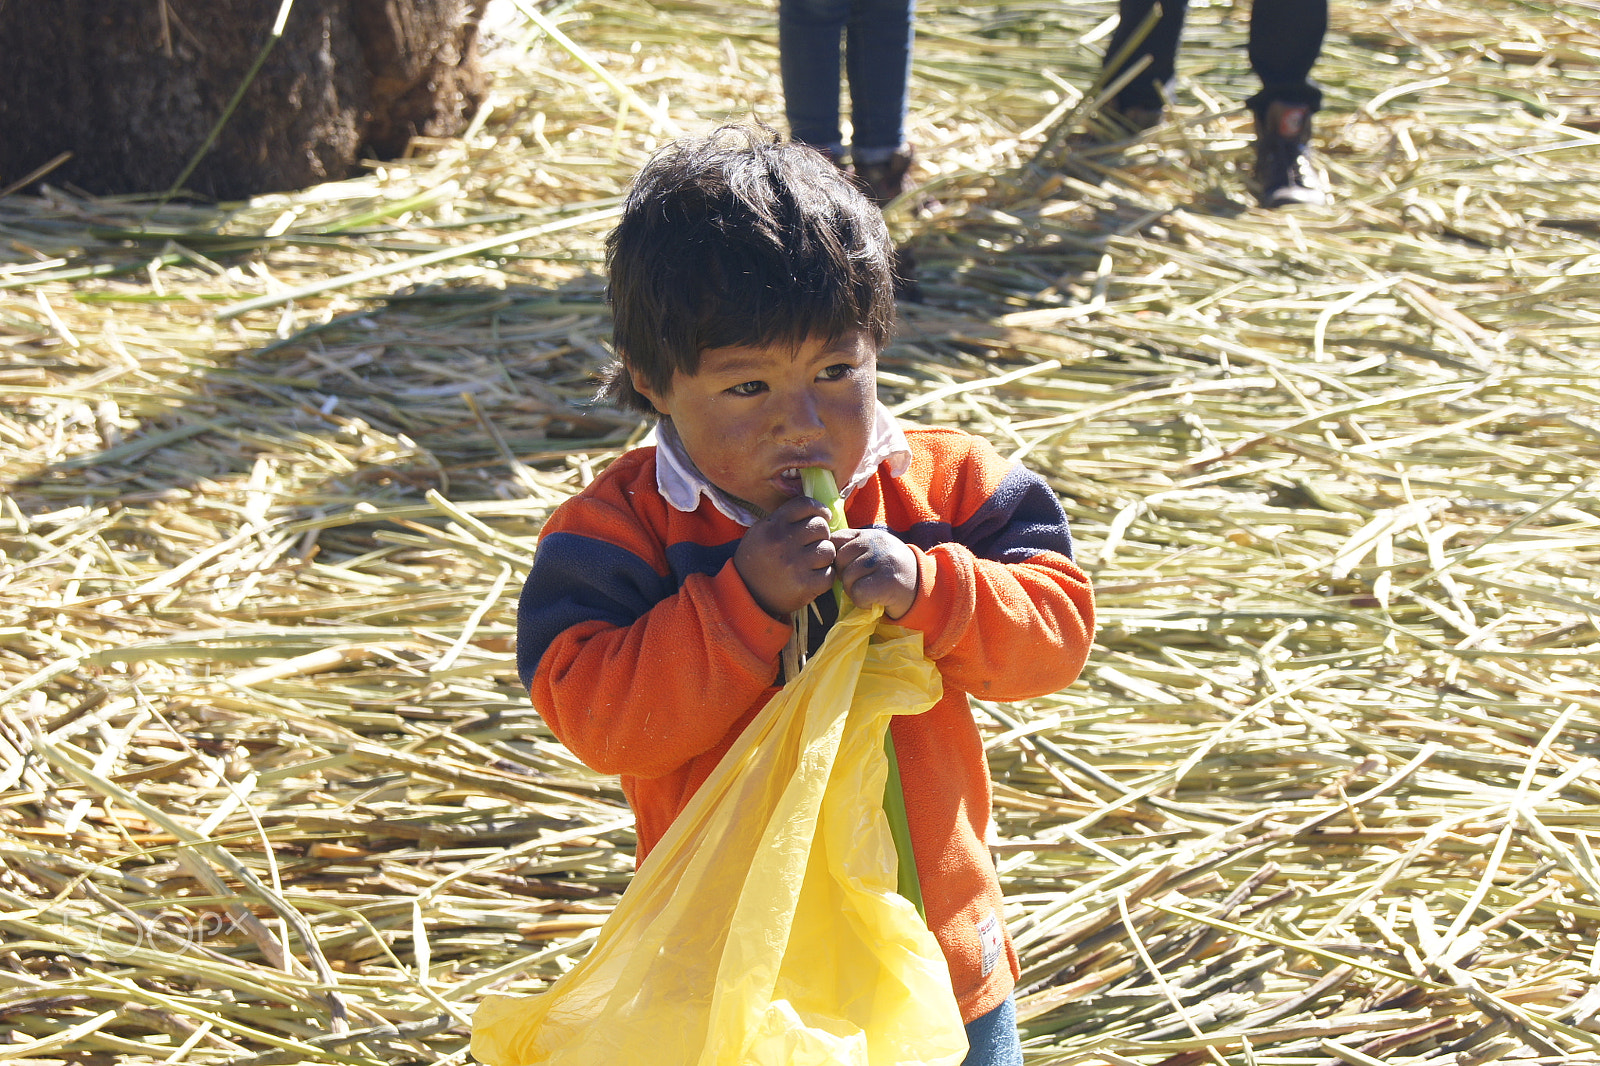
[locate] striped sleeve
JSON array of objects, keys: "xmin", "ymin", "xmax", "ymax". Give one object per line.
[
  {"xmin": 893, "ymin": 430, "xmax": 1095, "ymax": 701},
  {"xmin": 515, "ymin": 455, "xmax": 792, "ymax": 780}
]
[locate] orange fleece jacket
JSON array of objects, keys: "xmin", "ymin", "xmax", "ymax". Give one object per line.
[{"xmin": 516, "ymin": 425, "xmax": 1095, "ymax": 1023}]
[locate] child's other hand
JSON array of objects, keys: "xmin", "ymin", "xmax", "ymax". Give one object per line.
[
  {"xmin": 735, "ymin": 496, "xmax": 838, "ymax": 618},
  {"xmin": 831, "ymin": 529, "xmax": 918, "ymax": 620}
]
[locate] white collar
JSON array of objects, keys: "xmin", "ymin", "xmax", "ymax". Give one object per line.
[{"xmin": 648, "ymin": 401, "xmax": 912, "ymax": 526}]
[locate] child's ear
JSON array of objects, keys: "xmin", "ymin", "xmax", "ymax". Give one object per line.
[{"xmin": 628, "ymin": 366, "xmax": 667, "ymax": 415}]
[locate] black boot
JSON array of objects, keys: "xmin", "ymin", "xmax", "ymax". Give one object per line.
[
  {"xmin": 852, "ymin": 145, "xmax": 915, "ymax": 208},
  {"xmin": 1254, "ymin": 102, "xmax": 1329, "ymax": 208},
  {"xmin": 852, "ymin": 146, "xmax": 925, "ymax": 301}
]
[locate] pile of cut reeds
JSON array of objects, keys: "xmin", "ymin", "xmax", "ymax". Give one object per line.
[{"xmin": 2, "ymin": 0, "xmax": 1597, "ymax": 1063}]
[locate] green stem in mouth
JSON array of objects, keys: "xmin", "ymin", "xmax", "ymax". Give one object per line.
[
  {"xmin": 800, "ymin": 466, "xmax": 848, "ymax": 610},
  {"xmin": 798, "ymin": 466, "xmax": 925, "ymax": 920}
]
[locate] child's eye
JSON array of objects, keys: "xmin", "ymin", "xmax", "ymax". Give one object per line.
[
  {"xmin": 819, "ymin": 363, "xmax": 852, "ymax": 381},
  {"xmin": 727, "ymin": 380, "xmax": 766, "ymax": 397}
]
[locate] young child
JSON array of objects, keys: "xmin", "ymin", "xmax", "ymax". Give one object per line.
[{"xmin": 515, "ymin": 126, "xmax": 1095, "ymax": 1065}]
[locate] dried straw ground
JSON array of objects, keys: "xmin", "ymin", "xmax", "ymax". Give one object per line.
[{"xmin": 3, "ymin": 0, "xmax": 1598, "ymax": 1062}]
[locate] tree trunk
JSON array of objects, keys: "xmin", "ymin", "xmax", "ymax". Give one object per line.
[{"xmin": 0, "ymin": 0, "xmax": 489, "ymax": 200}]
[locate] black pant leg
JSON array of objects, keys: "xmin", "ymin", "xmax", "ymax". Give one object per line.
[
  {"xmin": 1104, "ymin": 0, "xmax": 1190, "ymax": 112},
  {"xmin": 1246, "ymin": 0, "xmax": 1327, "ymax": 117}
]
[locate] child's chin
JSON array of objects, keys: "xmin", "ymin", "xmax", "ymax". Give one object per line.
[
  {"xmin": 721, "ymin": 486, "xmax": 783, "ymax": 516},
  {"xmin": 749, "ymin": 483, "xmax": 798, "ymax": 514}
]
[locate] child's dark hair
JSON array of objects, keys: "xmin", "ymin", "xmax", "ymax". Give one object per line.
[{"xmin": 599, "ymin": 125, "xmax": 897, "ymax": 414}]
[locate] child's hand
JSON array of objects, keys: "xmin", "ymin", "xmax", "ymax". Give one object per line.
[
  {"xmin": 735, "ymin": 496, "xmax": 838, "ymax": 618},
  {"xmin": 830, "ymin": 528, "xmax": 919, "ymax": 620}
]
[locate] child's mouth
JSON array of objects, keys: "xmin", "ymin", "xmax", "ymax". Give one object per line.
[{"xmin": 776, "ymin": 464, "xmax": 825, "ymax": 495}]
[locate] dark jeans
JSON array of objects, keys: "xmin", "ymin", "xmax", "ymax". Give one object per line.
[
  {"xmin": 962, "ymin": 994, "xmax": 1022, "ymax": 1066},
  {"xmin": 1104, "ymin": 0, "xmax": 1327, "ymax": 118},
  {"xmin": 778, "ymin": 0, "xmax": 915, "ymax": 153}
]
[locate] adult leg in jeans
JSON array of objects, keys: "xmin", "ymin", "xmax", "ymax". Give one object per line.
[
  {"xmin": 779, "ymin": 0, "xmax": 853, "ymax": 157},
  {"xmin": 843, "ymin": 0, "xmax": 914, "ymax": 159},
  {"xmin": 1245, "ymin": 0, "xmax": 1329, "ymax": 206},
  {"xmin": 780, "ymin": 0, "xmax": 915, "ymax": 205},
  {"xmin": 782, "ymin": 0, "xmax": 920, "ymax": 295},
  {"xmin": 1244, "ymin": 0, "xmax": 1326, "ymax": 120},
  {"xmin": 1103, "ymin": 0, "xmax": 1189, "ymax": 121}
]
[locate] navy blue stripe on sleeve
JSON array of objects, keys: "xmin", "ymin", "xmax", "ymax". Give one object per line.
[
  {"xmin": 954, "ymin": 463, "xmax": 1076, "ymax": 563},
  {"xmin": 663, "ymin": 540, "xmax": 740, "ymax": 589},
  {"xmin": 516, "ymin": 531, "xmax": 675, "ymax": 688},
  {"xmin": 897, "ymin": 463, "xmax": 1075, "ymax": 563}
]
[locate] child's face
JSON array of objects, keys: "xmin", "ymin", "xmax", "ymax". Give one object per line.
[{"xmin": 633, "ymin": 330, "xmax": 878, "ymax": 516}]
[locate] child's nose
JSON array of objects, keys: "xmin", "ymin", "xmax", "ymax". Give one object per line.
[{"xmin": 774, "ymin": 392, "xmax": 825, "ymax": 444}]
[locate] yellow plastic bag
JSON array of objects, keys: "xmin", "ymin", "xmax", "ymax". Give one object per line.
[{"xmin": 471, "ymin": 605, "xmax": 969, "ymax": 1066}]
